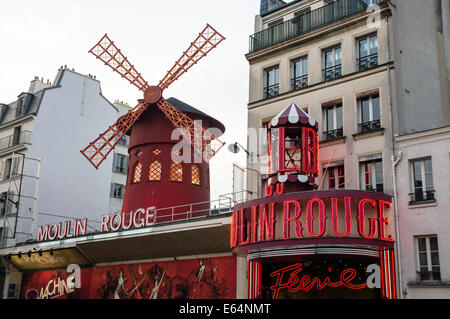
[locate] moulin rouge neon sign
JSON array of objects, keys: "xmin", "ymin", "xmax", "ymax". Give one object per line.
[
  {"xmin": 270, "ymin": 263, "xmax": 366, "ymax": 299},
  {"xmin": 230, "ymin": 195, "xmax": 393, "ymax": 249}
]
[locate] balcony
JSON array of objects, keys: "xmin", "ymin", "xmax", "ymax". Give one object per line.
[
  {"xmin": 358, "ymin": 119, "xmax": 381, "ymax": 133},
  {"xmin": 324, "ymin": 128, "xmax": 344, "ymax": 141},
  {"xmin": 322, "ymin": 65, "xmax": 342, "ymax": 81},
  {"xmin": 264, "ymin": 84, "xmax": 280, "ymax": 99},
  {"xmin": 357, "ymin": 53, "xmax": 379, "ymax": 71},
  {"xmin": 417, "ymin": 270, "xmax": 441, "ymax": 282},
  {"xmin": 409, "ymin": 190, "xmax": 436, "ymax": 204},
  {"xmin": 291, "ymin": 75, "xmax": 309, "ymax": 90},
  {"xmin": 249, "ymin": 0, "xmax": 369, "ymax": 53},
  {"xmin": 0, "ymin": 131, "xmax": 32, "ymax": 153}
]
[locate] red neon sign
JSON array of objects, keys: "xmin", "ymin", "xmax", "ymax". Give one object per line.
[
  {"xmin": 301, "ymin": 127, "xmax": 318, "ymax": 174},
  {"xmin": 268, "ymin": 127, "xmax": 319, "ymax": 177},
  {"xmin": 230, "ymin": 195, "xmax": 393, "ymax": 249},
  {"xmin": 270, "ymin": 263, "xmax": 366, "ymax": 299}
]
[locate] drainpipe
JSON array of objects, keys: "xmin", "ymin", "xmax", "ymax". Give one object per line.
[{"xmin": 385, "ymin": 13, "xmax": 404, "ymax": 299}]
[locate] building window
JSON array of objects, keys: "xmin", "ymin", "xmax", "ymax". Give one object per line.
[
  {"xmin": 191, "ymin": 165, "xmax": 201, "ymax": 185},
  {"xmin": 358, "ymin": 92, "xmax": 380, "ymax": 133},
  {"xmin": 206, "ymin": 168, "xmax": 210, "ymax": 190},
  {"xmin": 291, "ymin": 56, "xmax": 308, "ymax": 90},
  {"xmin": 16, "ymin": 98, "xmax": 25, "ymax": 117},
  {"xmin": 3, "ymin": 158, "xmax": 12, "ymax": 180},
  {"xmin": 149, "ymin": 160, "xmax": 162, "ymax": 181},
  {"xmin": 323, "ymin": 102, "xmax": 343, "ymax": 140},
  {"xmin": 117, "ymin": 134, "xmax": 129, "ymax": 146},
  {"xmin": 322, "ymin": 46, "xmax": 342, "ymax": 81},
  {"xmin": 416, "ymin": 236, "xmax": 441, "ymax": 282},
  {"xmin": 264, "ymin": 66, "xmax": 279, "ymax": 99},
  {"xmin": 357, "ymin": 34, "xmax": 378, "ymax": 71},
  {"xmin": 0, "ymin": 192, "xmax": 6, "ymax": 217},
  {"xmin": 12, "ymin": 126, "xmax": 21, "ymax": 146},
  {"xmin": 111, "ymin": 183, "xmax": 125, "ymax": 199},
  {"xmin": 113, "ymin": 153, "xmax": 128, "ymax": 174},
  {"xmin": 170, "ymin": 162, "xmax": 183, "ymax": 182},
  {"xmin": 152, "ymin": 148, "xmax": 162, "ymax": 155},
  {"xmin": 409, "ymin": 158, "xmax": 435, "ymax": 203},
  {"xmin": 324, "ymin": 165, "xmax": 345, "ymax": 190},
  {"xmin": 360, "ymin": 158, "xmax": 383, "ymax": 192},
  {"xmin": 132, "ymin": 162, "xmax": 142, "ymax": 184},
  {"xmin": 361, "ymin": 0, "xmax": 380, "ymax": 6}
]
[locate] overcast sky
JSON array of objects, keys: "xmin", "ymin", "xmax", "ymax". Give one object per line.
[{"xmin": 0, "ymin": 0, "xmax": 262, "ymax": 202}]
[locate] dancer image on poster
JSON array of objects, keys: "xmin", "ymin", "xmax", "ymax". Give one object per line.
[
  {"xmin": 113, "ymin": 268, "xmax": 128, "ymax": 299},
  {"xmin": 150, "ymin": 269, "xmax": 165, "ymax": 299}
]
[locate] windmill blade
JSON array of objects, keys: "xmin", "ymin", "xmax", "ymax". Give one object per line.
[
  {"xmin": 156, "ymin": 98, "xmax": 225, "ymax": 161},
  {"xmin": 81, "ymin": 101, "xmax": 149, "ymax": 169},
  {"xmin": 89, "ymin": 34, "xmax": 149, "ymax": 91},
  {"xmin": 158, "ymin": 24, "xmax": 225, "ymax": 90}
]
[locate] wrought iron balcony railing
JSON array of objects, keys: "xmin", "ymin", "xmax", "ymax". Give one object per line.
[
  {"xmin": 322, "ymin": 65, "xmax": 342, "ymax": 81},
  {"xmin": 357, "ymin": 53, "xmax": 379, "ymax": 71},
  {"xmin": 417, "ymin": 270, "xmax": 441, "ymax": 282},
  {"xmin": 324, "ymin": 128, "xmax": 344, "ymax": 140},
  {"xmin": 264, "ymin": 84, "xmax": 280, "ymax": 99},
  {"xmin": 409, "ymin": 190, "xmax": 436, "ymax": 204},
  {"xmin": 0, "ymin": 131, "xmax": 32, "ymax": 152},
  {"xmin": 249, "ymin": 0, "xmax": 369, "ymax": 53},
  {"xmin": 358, "ymin": 119, "xmax": 381, "ymax": 133},
  {"xmin": 291, "ymin": 75, "xmax": 309, "ymax": 90}
]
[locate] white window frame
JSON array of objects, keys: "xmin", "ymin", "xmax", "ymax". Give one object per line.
[
  {"xmin": 359, "ymin": 158, "xmax": 383, "ymax": 192},
  {"xmin": 324, "ymin": 165, "xmax": 345, "ymax": 190},
  {"xmin": 358, "ymin": 94, "xmax": 380, "ymax": 124},
  {"xmin": 415, "ymin": 235, "xmax": 440, "ymax": 281},
  {"xmin": 323, "ymin": 103, "xmax": 343, "ymax": 132},
  {"xmin": 410, "ymin": 158, "xmax": 434, "ymax": 194}
]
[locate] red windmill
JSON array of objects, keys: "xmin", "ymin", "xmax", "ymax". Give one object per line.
[{"xmin": 81, "ymin": 25, "xmax": 226, "ymax": 220}]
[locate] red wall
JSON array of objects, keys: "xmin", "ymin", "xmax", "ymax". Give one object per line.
[
  {"xmin": 122, "ymin": 107, "xmax": 213, "ymax": 218},
  {"xmin": 21, "ymin": 255, "xmax": 236, "ymax": 299}
]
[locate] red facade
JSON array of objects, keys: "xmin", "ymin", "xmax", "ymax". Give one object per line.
[{"xmin": 21, "ymin": 256, "xmax": 236, "ymax": 299}]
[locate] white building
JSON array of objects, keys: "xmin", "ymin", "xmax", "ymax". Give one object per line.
[
  {"xmin": 0, "ymin": 66, "xmax": 119, "ymax": 248},
  {"xmin": 109, "ymin": 101, "xmax": 131, "ymax": 214},
  {"xmin": 394, "ymin": 127, "xmax": 450, "ymax": 299}
]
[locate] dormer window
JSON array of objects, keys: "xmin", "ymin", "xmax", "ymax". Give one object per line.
[{"xmin": 16, "ymin": 98, "xmax": 24, "ymax": 117}]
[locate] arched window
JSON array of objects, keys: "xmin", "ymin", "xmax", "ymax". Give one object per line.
[
  {"xmin": 169, "ymin": 162, "xmax": 183, "ymax": 182},
  {"xmin": 132, "ymin": 162, "xmax": 142, "ymax": 183},
  {"xmin": 191, "ymin": 165, "xmax": 201, "ymax": 185},
  {"xmin": 149, "ymin": 160, "xmax": 162, "ymax": 181}
]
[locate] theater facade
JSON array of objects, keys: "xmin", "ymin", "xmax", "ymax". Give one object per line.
[{"xmin": 0, "ymin": 101, "xmax": 397, "ymax": 299}]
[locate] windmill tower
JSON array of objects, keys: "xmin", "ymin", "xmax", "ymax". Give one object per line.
[{"xmin": 81, "ymin": 25, "xmax": 226, "ymax": 221}]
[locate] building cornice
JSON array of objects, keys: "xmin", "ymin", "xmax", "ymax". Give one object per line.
[
  {"xmin": 395, "ymin": 125, "xmax": 450, "ymax": 146},
  {"xmin": 0, "ymin": 114, "xmax": 34, "ymax": 131},
  {"xmin": 248, "ymin": 62, "xmax": 393, "ymax": 110}
]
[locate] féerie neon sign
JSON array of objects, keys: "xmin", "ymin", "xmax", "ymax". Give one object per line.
[{"xmin": 270, "ymin": 263, "xmax": 366, "ymax": 299}]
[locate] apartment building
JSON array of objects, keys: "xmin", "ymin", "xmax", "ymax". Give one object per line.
[
  {"xmin": 109, "ymin": 101, "xmax": 131, "ymax": 214},
  {"xmin": 247, "ymin": 0, "xmax": 450, "ymax": 299},
  {"xmin": 246, "ymin": 0, "xmax": 393, "ymax": 199},
  {"xmin": 0, "ymin": 67, "xmax": 118, "ymax": 249},
  {"xmin": 390, "ymin": 0, "xmax": 450, "ymax": 299}
]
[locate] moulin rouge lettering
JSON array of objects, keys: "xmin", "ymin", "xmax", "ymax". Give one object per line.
[
  {"xmin": 230, "ymin": 196, "xmax": 393, "ymax": 248},
  {"xmin": 270, "ymin": 263, "xmax": 366, "ymax": 299},
  {"xmin": 36, "ymin": 207, "xmax": 155, "ymax": 242}
]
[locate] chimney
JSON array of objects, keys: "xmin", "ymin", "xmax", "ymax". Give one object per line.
[{"xmin": 28, "ymin": 76, "xmax": 52, "ymax": 94}]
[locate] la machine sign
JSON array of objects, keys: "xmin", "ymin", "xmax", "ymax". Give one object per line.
[{"xmin": 230, "ymin": 191, "xmax": 393, "ymax": 249}]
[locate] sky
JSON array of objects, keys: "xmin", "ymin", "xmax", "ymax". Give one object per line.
[{"xmin": 0, "ymin": 0, "xmax": 262, "ymax": 202}]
